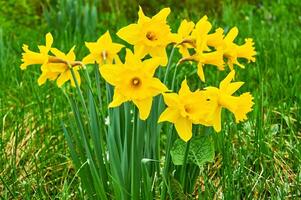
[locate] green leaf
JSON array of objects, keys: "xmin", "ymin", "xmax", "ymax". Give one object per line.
[{"xmin": 170, "ymin": 135, "xmax": 215, "ymax": 166}]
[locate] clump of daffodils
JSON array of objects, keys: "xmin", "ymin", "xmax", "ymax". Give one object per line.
[{"xmin": 20, "ymin": 7, "xmax": 256, "ymax": 142}]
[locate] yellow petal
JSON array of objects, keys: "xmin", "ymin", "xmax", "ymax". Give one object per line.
[
  {"xmin": 178, "ymin": 79, "xmax": 191, "ymax": 96},
  {"xmin": 174, "ymin": 117, "xmax": 192, "ymax": 142},
  {"xmin": 138, "ymin": 6, "xmax": 150, "ymax": 23},
  {"xmin": 149, "ymin": 78, "xmax": 169, "ymax": 94},
  {"xmin": 99, "ymin": 64, "xmax": 122, "ymax": 86},
  {"xmin": 45, "ymin": 32, "xmax": 53, "ymax": 48},
  {"xmin": 158, "ymin": 108, "xmax": 180, "ymax": 123},
  {"xmin": 82, "ymin": 54, "xmax": 97, "ymax": 64},
  {"xmin": 38, "ymin": 73, "xmax": 48, "ymax": 86},
  {"xmin": 225, "ymin": 82, "xmax": 244, "ymax": 95},
  {"xmin": 51, "ymin": 48, "xmax": 66, "ymax": 59},
  {"xmin": 109, "ymin": 89, "xmax": 127, "ymax": 108},
  {"xmin": 143, "ymin": 57, "xmax": 163, "ymax": 75},
  {"xmin": 117, "ymin": 24, "xmax": 140, "ymax": 45},
  {"xmin": 57, "ymin": 71, "xmax": 69, "ymax": 87},
  {"xmin": 162, "ymin": 93, "xmax": 180, "ymax": 107},
  {"xmin": 67, "ymin": 46, "xmax": 76, "ymax": 61},
  {"xmin": 133, "ymin": 97, "xmax": 153, "ymax": 120},
  {"xmin": 152, "ymin": 7, "xmax": 170, "ymax": 21},
  {"xmin": 219, "ymin": 70, "xmax": 235, "ymax": 90},
  {"xmin": 224, "ymin": 27, "xmax": 238, "ymax": 43},
  {"xmin": 212, "ymin": 107, "xmax": 222, "ymax": 132},
  {"xmin": 197, "ymin": 63, "xmax": 205, "ymax": 82},
  {"xmin": 149, "ymin": 47, "xmax": 168, "ymax": 66}
]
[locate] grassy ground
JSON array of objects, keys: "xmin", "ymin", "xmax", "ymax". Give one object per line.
[{"xmin": 1, "ymin": 0, "xmax": 301, "ymax": 199}]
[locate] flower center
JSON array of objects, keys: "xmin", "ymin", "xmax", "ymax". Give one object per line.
[
  {"xmin": 131, "ymin": 77, "xmax": 141, "ymax": 88},
  {"xmin": 101, "ymin": 50, "xmax": 108, "ymax": 60},
  {"xmin": 184, "ymin": 105, "xmax": 192, "ymax": 114},
  {"xmin": 146, "ymin": 31, "xmax": 157, "ymax": 41}
]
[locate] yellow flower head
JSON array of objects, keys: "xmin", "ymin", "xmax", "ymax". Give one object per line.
[
  {"xmin": 82, "ymin": 31, "xmax": 124, "ymax": 65},
  {"xmin": 175, "ymin": 19, "xmax": 195, "ymax": 58},
  {"xmin": 38, "ymin": 47, "xmax": 81, "ymax": 87},
  {"xmin": 158, "ymin": 80, "xmax": 203, "ymax": 142},
  {"xmin": 20, "ymin": 32, "xmax": 53, "ymax": 70},
  {"xmin": 222, "ymin": 27, "xmax": 256, "ymax": 69},
  {"xmin": 100, "ymin": 49, "xmax": 168, "ymax": 120},
  {"xmin": 117, "ymin": 7, "xmax": 175, "ymax": 66},
  {"xmin": 179, "ymin": 16, "xmax": 224, "ymax": 82},
  {"xmin": 202, "ymin": 70, "xmax": 254, "ymax": 132}
]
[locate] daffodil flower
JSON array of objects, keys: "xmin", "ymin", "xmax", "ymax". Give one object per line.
[
  {"xmin": 38, "ymin": 47, "xmax": 81, "ymax": 87},
  {"xmin": 20, "ymin": 32, "xmax": 53, "ymax": 70},
  {"xmin": 222, "ymin": 27, "xmax": 256, "ymax": 69},
  {"xmin": 174, "ymin": 19, "xmax": 195, "ymax": 58},
  {"xmin": 180, "ymin": 16, "xmax": 224, "ymax": 82},
  {"xmin": 82, "ymin": 31, "xmax": 124, "ymax": 65},
  {"xmin": 100, "ymin": 49, "xmax": 168, "ymax": 120},
  {"xmin": 117, "ymin": 7, "xmax": 175, "ymax": 66},
  {"xmin": 202, "ymin": 70, "xmax": 254, "ymax": 132},
  {"xmin": 158, "ymin": 80, "xmax": 203, "ymax": 142}
]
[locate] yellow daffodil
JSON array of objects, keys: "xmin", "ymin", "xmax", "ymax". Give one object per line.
[
  {"xmin": 82, "ymin": 31, "xmax": 124, "ymax": 65},
  {"xmin": 20, "ymin": 32, "xmax": 53, "ymax": 70},
  {"xmin": 38, "ymin": 47, "xmax": 81, "ymax": 87},
  {"xmin": 222, "ymin": 27, "xmax": 256, "ymax": 69},
  {"xmin": 175, "ymin": 19, "xmax": 195, "ymax": 58},
  {"xmin": 158, "ymin": 80, "xmax": 203, "ymax": 142},
  {"xmin": 100, "ymin": 49, "xmax": 168, "ymax": 120},
  {"xmin": 179, "ymin": 16, "xmax": 224, "ymax": 82},
  {"xmin": 117, "ymin": 7, "xmax": 175, "ymax": 66},
  {"xmin": 201, "ymin": 70, "xmax": 254, "ymax": 132}
]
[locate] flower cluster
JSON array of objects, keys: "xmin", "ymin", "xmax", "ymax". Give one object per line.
[{"xmin": 20, "ymin": 7, "xmax": 256, "ymax": 142}]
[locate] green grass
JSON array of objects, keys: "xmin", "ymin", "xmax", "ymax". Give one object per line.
[{"xmin": 1, "ymin": 0, "xmax": 301, "ymax": 199}]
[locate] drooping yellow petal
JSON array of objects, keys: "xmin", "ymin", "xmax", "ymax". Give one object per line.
[
  {"xmin": 212, "ymin": 107, "xmax": 222, "ymax": 132},
  {"xmin": 56, "ymin": 71, "xmax": 70, "ymax": 87},
  {"xmin": 197, "ymin": 63, "xmax": 205, "ymax": 82},
  {"xmin": 109, "ymin": 89, "xmax": 128, "ymax": 108},
  {"xmin": 174, "ymin": 117, "xmax": 192, "ymax": 142},
  {"xmin": 133, "ymin": 97, "xmax": 153, "ymax": 120},
  {"xmin": 158, "ymin": 108, "xmax": 180, "ymax": 123}
]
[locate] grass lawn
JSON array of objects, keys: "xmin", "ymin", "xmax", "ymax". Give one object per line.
[{"xmin": 0, "ymin": 0, "xmax": 300, "ymax": 199}]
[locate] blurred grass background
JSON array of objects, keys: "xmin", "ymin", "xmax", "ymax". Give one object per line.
[{"xmin": 0, "ymin": 0, "xmax": 301, "ymax": 199}]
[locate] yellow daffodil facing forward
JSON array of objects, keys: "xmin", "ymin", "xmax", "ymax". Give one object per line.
[
  {"xmin": 222, "ymin": 27, "xmax": 256, "ymax": 69},
  {"xmin": 202, "ymin": 70, "xmax": 254, "ymax": 132},
  {"xmin": 20, "ymin": 33, "xmax": 53, "ymax": 70},
  {"xmin": 158, "ymin": 80, "xmax": 204, "ymax": 142},
  {"xmin": 82, "ymin": 31, "xmax": 124, "ymax": 65},
  {"xmin": 117, "ymin": 7, "xmax": 175, "ymax": 66},
  {"xmin": 100, "ymin": 49, "xmax": 168, "ymax": 120},
  {"xmin": 38, "ymin": 47, "xmax": 81, "ymax": 87}
]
